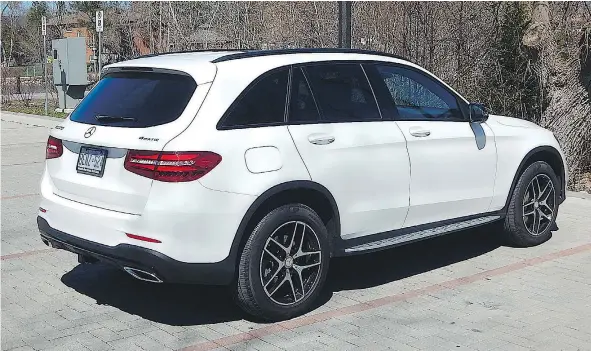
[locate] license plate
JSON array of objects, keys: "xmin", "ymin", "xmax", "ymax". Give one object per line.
[{"xmin": 76, "ymin": 146, "xmax": 108, "ymax": 177}]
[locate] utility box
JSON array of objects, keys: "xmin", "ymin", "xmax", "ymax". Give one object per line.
[{"xmin": 52, "ymin": 37, "xmax": 88, "ymax": 111}]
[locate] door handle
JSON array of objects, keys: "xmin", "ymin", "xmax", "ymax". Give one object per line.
[
  {"xmin": 409, "ymin": 128, "xmax": 431, "ymax": 137},
  {"xmin": 308, "ymin": 134, "xmax": 335, "ymax": 145}
]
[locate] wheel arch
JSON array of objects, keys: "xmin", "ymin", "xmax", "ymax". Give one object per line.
[
  {"xmin": 227, "ymin": 181, "xmax": 341, "ymax": 273},
  {"xmin": 504, "ymin": 145, "xmax": 566, "ymax": 211}
]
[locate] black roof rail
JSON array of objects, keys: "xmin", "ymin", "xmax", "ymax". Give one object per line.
[
  {"xmin": 210, "ymin": 48, "xmax": 411, "ymax": 63},
  {"xmin": 135, "ymin": 49, "xmax": 248, "ymax": 60}
]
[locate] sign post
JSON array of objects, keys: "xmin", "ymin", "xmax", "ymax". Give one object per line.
[
  {"xmin": 42, "ymin": 16, "xmax": 48, "ymax": 115},
  {"xmin": 96, "ymin": 11, "xmax": 103, "ymax": 73}
]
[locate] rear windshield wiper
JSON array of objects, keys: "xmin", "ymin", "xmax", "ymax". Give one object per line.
[{"xmin": 95, "ymin": 115, "xmax": 137, "ymax": 122}]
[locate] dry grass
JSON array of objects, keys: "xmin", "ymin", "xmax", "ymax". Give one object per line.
[{"xmin": 1, "ymin": 99, "xmax": 68, "ymax": 119}]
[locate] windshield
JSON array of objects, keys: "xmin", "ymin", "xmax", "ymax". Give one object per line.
[{"xmin": 69, "ymin": 71, "xmax": 197, "ymax": 128}]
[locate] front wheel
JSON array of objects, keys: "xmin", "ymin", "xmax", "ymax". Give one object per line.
[
  {"xmin": 235, "ymin": 204, "xmax": 330, "ymax": 321},
  {"xmin": 503, "ymin": 161, "xmax": 559, "ymax": 247}
]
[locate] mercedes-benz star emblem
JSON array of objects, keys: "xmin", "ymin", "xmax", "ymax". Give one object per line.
[{"xmin": 84, "ymin": 126, "xmax": 96, "ymax": 138}]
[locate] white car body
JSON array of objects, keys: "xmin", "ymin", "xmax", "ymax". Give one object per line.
[{"xmin": 38, "ymin": 49, "xmax": 567, "ymax": 286}]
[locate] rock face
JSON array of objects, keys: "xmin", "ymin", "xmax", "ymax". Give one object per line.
[{"xmin": 522, "ymin": 1, "xmax": 591, "ymax": 185}]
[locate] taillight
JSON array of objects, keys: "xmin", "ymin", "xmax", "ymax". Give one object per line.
[
  {"xmin": 46, "ymin": 136, "xmax": 63, "ymax": 159},
  {"xmin": 124, "ymin": 150, "xmax": 221, "ymax": 182}
]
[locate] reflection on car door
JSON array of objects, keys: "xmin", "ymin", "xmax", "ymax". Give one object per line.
[
  {"xmin": 366, "ymin": 63, "xmax": 497, "ymax": 228},
  {"xmin": 287, "ymin": 64, "xmax": 411, "ymax": 240}
]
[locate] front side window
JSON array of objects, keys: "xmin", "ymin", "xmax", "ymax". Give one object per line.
[
  {"xmin": 221, "ymin": 68, "xmax": 289, "ymax": 128},
  {"xmin": 375, "ymin": 65, "xmax": 463, "ymax": 120},
  {"xmin": 304, "ymin": 64, "xmax": 380, "ymax": 122}
]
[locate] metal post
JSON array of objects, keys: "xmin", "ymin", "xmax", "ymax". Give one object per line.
[
  {"xmin": 96, "ymin": 11, "xmax": 104, "ymax": 75},
  {"xmin": 98, "ymin": 31, "xmax": 102, "ymax": 73},
  {"xmin": 44, "ymin": 38, "xmax": 48, "ymax": 115},
  {"xmin": 338, "ymin": 1, "xmax": 352, "ymax": 49},
  {"xmin": 42, "ymin": 16, "xmax": 48, "ymax": 115}
]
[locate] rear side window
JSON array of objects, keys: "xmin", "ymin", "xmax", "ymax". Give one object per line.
[
  {"xmin": 220, "ymin": 68, "xmax": 289, "ymax": 128},
  {"xmin": 70, "ymin": 72, "xmax": 197, "ymax": 128},
  {"xmin": 288, "ymin": 68, "xmax": 320, "ymax": 123},
  {"xmin": 304, "ymin": 64, "xmax": 380, "ymax": 122}
]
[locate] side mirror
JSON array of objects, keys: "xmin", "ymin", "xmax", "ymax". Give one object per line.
[{"xmin": 469, "ymin": 103, "xmax": 489, "ymax": 123}]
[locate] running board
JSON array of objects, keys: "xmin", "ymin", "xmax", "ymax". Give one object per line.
[{"xmin": 344, "ymin": 215, "xmax": 501, "ymax": 253}]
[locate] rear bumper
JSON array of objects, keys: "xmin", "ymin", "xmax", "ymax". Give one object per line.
[{"xmin": 38, "ymin": 216, "xmax": 234, "ymax": 285}]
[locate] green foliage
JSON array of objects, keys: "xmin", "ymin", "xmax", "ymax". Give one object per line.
[
  {"xmin": 488, "ymin": 2, "xmax": 545, "ymax": 122},
  {"xmin": 70, "ymin": 1, "xmax": 102, "ymax": 31},
  {"xmin": 70, "ymin": 1, "xmax": 102, "ymax": 16},
  {"xmin": 27, "ymin": 1, "xmax": 48, "ymax": 27}
]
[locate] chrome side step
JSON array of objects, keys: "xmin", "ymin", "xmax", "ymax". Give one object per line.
[{"xmin": 345, "ymin": 215, "xmax": 501, "ymax": 253}]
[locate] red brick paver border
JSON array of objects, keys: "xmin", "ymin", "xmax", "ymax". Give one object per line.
[
  {"xmin": 1, "ymin": 248, "xmax": 54, "ymax": 261},
  {"xmin": 1, "ymin": 192, "xmax": 40, "ymax": 200},
  {"xmin": 179, "ymin": 242, "xmax": 591, "ymax": 351}
]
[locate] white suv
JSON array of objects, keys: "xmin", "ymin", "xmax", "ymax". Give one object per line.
[{"xmin": 38, "ymin": 49, "xmax": 567, "ymax": 320}]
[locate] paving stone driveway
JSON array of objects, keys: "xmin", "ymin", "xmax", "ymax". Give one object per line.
[{"xmin": 2, "ymin": 113, "xmax": 591, "ymax": 351}]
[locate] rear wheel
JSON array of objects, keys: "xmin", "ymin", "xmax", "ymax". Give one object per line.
[
  {"xmin": 503, "ymin": 161, "xmax": 559, "ymax": 247},
  {"xmin": 235, "ymin": 204, "xmax": 330, "ymax": 321}
]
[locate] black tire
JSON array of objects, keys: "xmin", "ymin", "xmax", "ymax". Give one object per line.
[
  {"xmin": 235, "ymin": 204, "xmax": 330, "ymax": 321},
  {"xmin": 503, "ymin": 161, "xmax": 559, "ymax": 247}
]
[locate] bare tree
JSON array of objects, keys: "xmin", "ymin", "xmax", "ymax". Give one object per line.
[{"xmin": 523, "ymin": 2, "xmax": 591, "ymax": 182}]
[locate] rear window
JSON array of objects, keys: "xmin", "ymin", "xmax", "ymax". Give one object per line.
[{"xmin": 70, "ymin": 71, "xmax": 197, "ymax": 128}]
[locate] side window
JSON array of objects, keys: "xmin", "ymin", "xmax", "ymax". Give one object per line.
[
  {"xmin": 375, "ymin": 65, "xmax": 463, "ymax": 120},
  {"xmin": 304, "ymin": 64, "xmax": 380, "ymax": 122},
  {"xmin": 288, "ymin": 68, "xmax": 320, "ymax": 123},
  {"xmin": 221, "ymin": 68, "xmax": 289, "ymax": 128}
]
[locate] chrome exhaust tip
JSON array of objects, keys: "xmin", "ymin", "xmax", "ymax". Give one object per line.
[{"xmin": 123, "ymin": 267, "xmax": 163, "ymax": 283}]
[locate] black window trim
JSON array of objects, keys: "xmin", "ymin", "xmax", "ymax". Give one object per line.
[
  {"xmin": 216, "ymin": 60, "xmax": 469, "ymax": 131},
  {"xmin": 301, "ymin": 67, "xmax": 322, "ymax": 122},
  {"xmin": 300, "ymin": 61, "xmax": 383, "ymax": 124},
  {"xmin": 363, "ymin": 62, "xmax": 470, "ymax": 122},
  {"xmin": 285, "ymin": 66, "xmax": 323, "ymax": 125},
  {"xmin": 360, "ymin": 64, "xmax": 383, "ymax": 120},
  {"xmin": 284, "ymin": 67, "xmax": 293, "ymax": 124},
  {"xmin": 216, "ymin": 66, "xmax": 291, "ymax": 130}
]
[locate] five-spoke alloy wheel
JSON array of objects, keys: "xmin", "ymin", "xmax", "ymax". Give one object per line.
[
  {"xmin": 236, "ymin": 204, "xmax": 330, "ymax": 321},
  {"xmin": 503, "ymin": 161, "xmax": 559, "ymax": 247},
  {"xmin": 522, "ymin": 174, "xmax": 556, "ymax": 235},
  {"xmin": 260, "ymin": 221, "xmax": 322, "ymax": 306}
]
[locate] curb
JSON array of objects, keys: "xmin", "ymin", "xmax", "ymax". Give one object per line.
[
  {"xmin": 566, "ymin": 191, "xmax": 591, "ymax": 200},
  {"xmin": 0, "ymin": 111, "xmax": 63, "ymax": 128}
]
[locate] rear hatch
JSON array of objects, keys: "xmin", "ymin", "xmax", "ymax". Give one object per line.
[{"xmin": 47, "ymin": 67, "xmax": 212, "ymax": 214}]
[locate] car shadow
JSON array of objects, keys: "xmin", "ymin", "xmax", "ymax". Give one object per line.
[
  {"xmin": 324, "ymin": 225, "xmax": 502, "ymax": 293},
  {"xmin": 61, "ymin": 225, "xmax": 503, "ymax": 326},
  {"xmin": 61, "ymin": 264, "xmax": 245, "ymax": 325}
]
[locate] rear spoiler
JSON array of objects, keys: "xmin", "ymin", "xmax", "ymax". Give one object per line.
[{"xmin": 100, "ymin": 67, "xmax": 192, "ymax": 80}]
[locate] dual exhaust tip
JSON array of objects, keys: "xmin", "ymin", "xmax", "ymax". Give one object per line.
[
  {"xmin": 41, "ymin": 236, "xmax": 163, "ymax": 284},
  {"xmin": 123, "ymin": 267, "xmax": 163, "ymax": 283}
]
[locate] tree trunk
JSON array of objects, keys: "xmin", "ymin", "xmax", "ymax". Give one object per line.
[{"xmin": 523, "ymin": 1, "xmax": 591, "ymax": 185}]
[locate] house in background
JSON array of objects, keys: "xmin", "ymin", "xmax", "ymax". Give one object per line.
[
  {"xmin": 188, "ymin": 25, "xmax": 231, "ymax": 49},
  {"xmin": 47, "ymin": 13, "xmax": 230, "ymax": 69},
  {"xmin": 46, "ymin": 11, "xmax": 150, "ymax": 68}
]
